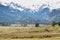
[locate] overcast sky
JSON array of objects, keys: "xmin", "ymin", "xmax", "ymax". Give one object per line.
[{"xmin": 0, "ymin": 0, "xmax": 60, "ymax": 10}]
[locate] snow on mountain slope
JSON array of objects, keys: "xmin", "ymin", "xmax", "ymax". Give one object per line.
[
  {"xmin": 0, "ymin": 0, "xmax": 60, "ymax": 11},
  {"xmin": 0, "ymin": 2, "xmax": 60, "ymax": 24}
]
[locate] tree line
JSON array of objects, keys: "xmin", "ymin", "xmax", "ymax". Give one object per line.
[
  {"xmin": 52, "ymin": 21, "xmax": 60, "ymax": 26},
  {"xmin": 0, "ymin": 21, "xmax": 60, "ymax": 27}
]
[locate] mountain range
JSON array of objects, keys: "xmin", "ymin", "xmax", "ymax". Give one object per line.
[{"xmin": 0, "ymin": 2, "xmax": 60, "ymax": 24}]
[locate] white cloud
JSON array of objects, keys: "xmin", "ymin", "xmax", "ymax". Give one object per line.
[{"xmin": 0, "ymin": 0, "xmax": 60, "ymax": 11}]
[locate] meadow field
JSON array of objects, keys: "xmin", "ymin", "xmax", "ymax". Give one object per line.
[{"xmin": 0, "ymin": 25, "xmax": 60, "ymax": 40}]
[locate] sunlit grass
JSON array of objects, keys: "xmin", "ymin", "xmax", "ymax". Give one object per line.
[
  {"xmin": 0, "ymin": 37, "xmax": 60, "ymax": 40},
  {"xmin": 0, "ymin": 25, "xmax": 60, "ymax": 40}
]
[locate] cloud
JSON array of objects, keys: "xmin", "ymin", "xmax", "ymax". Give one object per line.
[{"xmin": 0, "ymin": 0, "xmax": 60, "ymax": 11}]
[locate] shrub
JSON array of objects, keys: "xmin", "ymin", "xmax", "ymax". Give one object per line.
[
  {"xmin": 58, "ymin": 22, "xmax": 60, "ymax": 26},
  {"xmin": 35, "ymin": 23, "xmax": 39, "ymax": 27},
  {"xmin": 51, "ymin": 21, "xmax": 56, "ymax": 26}
]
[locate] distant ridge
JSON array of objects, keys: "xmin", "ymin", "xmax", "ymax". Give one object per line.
[{"xmin": 0, "ymin": 3, "xmax": 60, "ymax": 24}]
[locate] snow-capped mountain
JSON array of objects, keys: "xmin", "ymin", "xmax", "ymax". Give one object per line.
[{"xmin": 0, "ymin": 2, "xmax": 60, "ymax": 24}]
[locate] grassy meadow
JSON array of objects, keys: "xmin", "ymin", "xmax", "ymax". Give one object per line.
[{"xmin": 0, "ymin": 25, "xmax": 60, "ymax": 40}]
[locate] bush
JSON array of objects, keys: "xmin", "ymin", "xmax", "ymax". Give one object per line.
[
  {"xmin": 58, "ymin": 22, "xmax": 60, "ymax": 26},
  {"xmin": 35, "ymin": 23, "xmax": 39, "ymax": 27},
  {"xmin": 51, "ymin": 21, "xmax": 56, "ymax": 26}
]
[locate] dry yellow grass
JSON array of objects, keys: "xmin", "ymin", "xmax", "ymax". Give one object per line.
[
  {"xmin": 0, "ymin": 38, "xmax": 60, "ymax": 40},
  {"xmin": 0, "ymin": 25, "xmax": 60, "ymax": 40}
]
